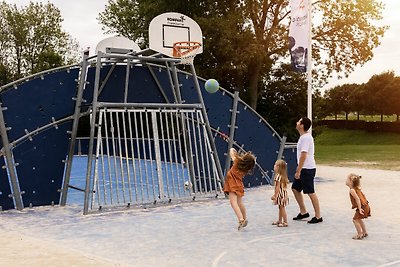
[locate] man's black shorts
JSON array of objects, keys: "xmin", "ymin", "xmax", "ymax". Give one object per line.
[{"xmin": 292, "ymin": 168, "xmax": 316, "ymax": 194}]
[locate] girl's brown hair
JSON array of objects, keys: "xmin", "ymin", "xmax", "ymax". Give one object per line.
[
  {"xmin": 235, "ymin": 151, "xmax": 256, "ymax": 174},
  {"xmin": 348, "ymin": 173, "xmax": 362, "ymax": 189},
  {"xmin": 275, "ymin": 159, "xmax": 289, "ymax": 188}
]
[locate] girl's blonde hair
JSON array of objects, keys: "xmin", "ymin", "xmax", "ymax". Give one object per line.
[
  {"xmin": 235, "ymin": 151, "xmax": 256, "ymax": 174},
  {"xmin": 275, "ymin": 159, "xmax": 289, "ymax": 188},
  {"xmin": 348, "ymin": 173, "xmax": 362, "ymax": 189}
]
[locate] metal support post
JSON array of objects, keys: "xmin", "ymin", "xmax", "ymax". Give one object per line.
[{"xmin": 60, "ymin": 50, "xmax": 89, "ymax": 206}]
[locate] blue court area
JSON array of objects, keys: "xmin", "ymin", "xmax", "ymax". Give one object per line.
[{"xmin": 67, "ymin": 156, "xmax": 201, "ymax": 207}]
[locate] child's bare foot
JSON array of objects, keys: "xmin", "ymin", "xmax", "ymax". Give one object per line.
[
  {"xmin": 272, "ymin": 221, "xmax": 280, "ymax": 225},
  {"xmin": 352, "ymin": 234, "xmax": 364, "ymax": 240}
]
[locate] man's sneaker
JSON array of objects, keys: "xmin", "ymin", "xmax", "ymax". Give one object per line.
[
  {"xmin": 308, "ymin": 217, "xmax": 323, "ymax": 224},
  {"xmin": 293, "ymin": 212, "xmax": 310, "ymax": 220}
]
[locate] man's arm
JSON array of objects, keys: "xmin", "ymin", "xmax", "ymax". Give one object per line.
[{"xmin": 295, "ymin": 151, "xmax": 307, "ymax": 179}]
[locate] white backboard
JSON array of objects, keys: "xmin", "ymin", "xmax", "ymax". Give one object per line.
[
  {"xmin": 149, "ymin": 12, "xmax": 203, "ymax": 57},
  {"xmin": 95, "ymin": 36, "xmax": 141, "ymax": 55}
]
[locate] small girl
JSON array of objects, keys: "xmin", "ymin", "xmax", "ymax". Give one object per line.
[
  {"xmin": 223, "ymin": 148, "xmax": 256, "ymax": 231},
  {"xmin": 346, "ymin": 173, "xmax": 371, "ymax": 240},
  {"xmin": 271, "ymin": 159, "xmax": 289, "ymax": 227}
]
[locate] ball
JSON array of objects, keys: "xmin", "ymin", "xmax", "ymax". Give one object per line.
[
  {"xmin": 204, "ymin": 79, "xmax": 220, "ymax": 93},
  {"xmin": 184, "ymin": 181, "xmax": 193, "ymax": 190}
]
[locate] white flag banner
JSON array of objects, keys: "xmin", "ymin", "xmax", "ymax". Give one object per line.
[{"xmin": 289, "ymin": 0, "xmax": 310, "ymax": 72}]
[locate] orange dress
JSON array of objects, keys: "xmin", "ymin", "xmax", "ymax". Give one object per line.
[
  {"xmin": 350, "ymin": 188, "xmax": 371, "ymax": 220},
  {"xmin": 223, "ymin": 162, "xmax": 246, "ymax": 197}
]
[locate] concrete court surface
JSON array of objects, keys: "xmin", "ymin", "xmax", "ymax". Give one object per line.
[{"xmin": 0, "ymin": 165, "xmax": 399, "ymax": 267}]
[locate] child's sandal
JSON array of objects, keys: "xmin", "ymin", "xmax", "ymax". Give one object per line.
[
  {"xmin": 238, "ymin": 219, "xmax": 248, "ymax": 231},
  {"xmin": 363, "ymin": 233, "xmax": 368, "ymax": 238},
  {"xmin": 272, "ymin": 221, "xmax": 280, "ymax": 225},
  {"xmin": 277, "ymin": 222, "xmax": 288, "ymax": 227},
  {"xmin": 352, "ymin": 235, "xmax": 363, "ymax": 240}
]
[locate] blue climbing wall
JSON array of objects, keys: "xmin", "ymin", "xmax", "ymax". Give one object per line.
[
  {"xmin": 0, "ymin": 67, "xmax": 79, "ymax": 209},
  {"xmin": 0, "ymin": 63, "xmax": 296, "ymax": 210}
]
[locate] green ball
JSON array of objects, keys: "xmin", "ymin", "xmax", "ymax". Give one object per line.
[{"xmin": 204, "ymin": 79, "xmax": 220, "ymax": 93}]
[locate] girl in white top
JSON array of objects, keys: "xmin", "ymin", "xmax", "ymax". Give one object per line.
[{"xmin": 271, "ymin": 159, "xmax": 289, "ymax": 227}]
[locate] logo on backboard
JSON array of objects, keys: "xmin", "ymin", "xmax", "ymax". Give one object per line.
[{"xmin": 166, "ymin": 15, "xmax": 186, "ymax": 25}]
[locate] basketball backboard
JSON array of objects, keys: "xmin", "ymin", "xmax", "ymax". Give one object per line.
[
  {"xmin": 95, "ymin": 36, "xmax": 141, "ymax": 55},
  {"xmin": 149, "ymin": 12, "xmax": 203, "ymax": 58}
]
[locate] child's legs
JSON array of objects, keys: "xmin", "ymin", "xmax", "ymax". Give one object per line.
[
  {"xmin": 237, "ymin": 195, "xmax": 246, "ymax": 220},
  {"xmin": 353, "ymin": 219, "xmax": 363, "ymax": 235},
  {"xmin": 228, "ymin": 193, "xmax": 244, "ymax": 221},
  {"xmin": 279, "ymin": 205, "xmax": 287, "ymax": 223},
  {"xmin": 359, "ymin": 219, "xmax": 367, "ymax": 234}
]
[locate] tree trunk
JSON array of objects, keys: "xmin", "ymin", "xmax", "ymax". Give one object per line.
[
  {"xmin": 397, "ymin": 114, "xmax": 399, "ymax": 122},
  {"xmin": 357, "ymin": 112, "xmax": 360, "ymax": 121},
  {"xmin": 381, "ymin": 113, "xmax": 383, "ymax": 122},
  {"xmin": 247, "ymin": 58, "xmax": 262, "ymax": 110},
  {"xmin": 345, "ymin": 112, "xmax": 348, "ymax": 120}
]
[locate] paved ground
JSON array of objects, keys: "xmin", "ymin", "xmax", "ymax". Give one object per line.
[{"xmin": 0, "ymin": 165, "xmax": 399, "ymax": 267}]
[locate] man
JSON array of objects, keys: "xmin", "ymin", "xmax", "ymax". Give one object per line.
[{"xmin": 292, "ymin": 117, "xmax": 322, "ymax": 224}]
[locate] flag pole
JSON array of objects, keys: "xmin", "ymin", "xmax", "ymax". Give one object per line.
[{"xmin": 307, "ymin": 0, "xmax": 312, "ymax": 121}]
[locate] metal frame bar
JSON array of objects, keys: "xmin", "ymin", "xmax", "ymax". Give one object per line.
[
  {"xmin": 60, "ymin": 51, "xmax": 90, "ymax": 206},
  {"xmin": 0, "ymin": 104, "xmax": 23, "ymax": 210},
  {"xmin": 224, "ymin": 91, "xmax": 240, "ymax": 179}
]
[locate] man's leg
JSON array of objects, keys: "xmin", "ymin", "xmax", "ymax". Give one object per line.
[
  {"xmin": 292, "ymin": 188, "xmax": 307, "ymax": 214},
  {"xmin": 308, "ymin": 192, "xmax": 321, "ymax": 218}
]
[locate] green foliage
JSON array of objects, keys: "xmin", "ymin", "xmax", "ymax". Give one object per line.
[
  {"xmin": 98, "ymin": 0, "xmax": 387, "ymax": 111},
  {"xmin": 0, "ymin": 1, "xmax": 79, "ymax": 86},
  {"xmin": 323, "ymin": 71, "xmax": 400, "ymax": 121},
  {"xmin": 257, "ymin": 64, "xmax": 307, "ymax": 142}
]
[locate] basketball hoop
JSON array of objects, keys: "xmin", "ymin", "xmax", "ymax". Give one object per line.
[{"xmin": 173, "ymin": 41, "xmax": 201, "ymax": 65}]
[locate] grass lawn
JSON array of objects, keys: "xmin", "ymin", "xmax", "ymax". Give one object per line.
[{"xmin": 315, "ymin": 129, "xmax": 400, "ymax": 171}]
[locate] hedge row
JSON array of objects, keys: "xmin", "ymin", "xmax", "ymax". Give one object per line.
[{"xmin": 317, "ymin": 120, "xmax": 400, "ymax": 134}]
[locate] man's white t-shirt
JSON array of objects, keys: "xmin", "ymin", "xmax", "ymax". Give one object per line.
[{"xmin": 297, "ymin": 132, "xmax": 316, "ymax": 169}]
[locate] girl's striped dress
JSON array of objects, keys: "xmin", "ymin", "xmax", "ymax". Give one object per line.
[{"xmin": 274, "ymin": 174, "xmax": 289, "ymax": 206}]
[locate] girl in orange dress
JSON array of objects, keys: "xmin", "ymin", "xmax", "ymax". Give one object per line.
[
  {"xmin": 345, "ymin": 173, "xmax": 371, "ymax": 240},
  {"xmin": 271, "ymin": 160, "xmax": 290, "ymax": 227},
  {"xmin": 223, "ymin": 148, "xmax": 256, "ymax": 231}
]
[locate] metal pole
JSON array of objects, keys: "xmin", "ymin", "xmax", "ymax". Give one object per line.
[
  {"xmin": 307, "ymin": 0, "xmax": 313, "ymax": 123},
  {"xmin": 170, "ymin": 63, "xmax": 196, "ymax": 187},
  {"xmin": 83, "ymin": 52, "xmax": 102, "ymax": 215},
  {"xmin": 224, "ymin": 90, "xmax": 239, "ymax": 178},
  {"xmin": 277, "ymin": 136, "xmax": 287, "ymax": 161},
  {"xmin": 0, "ymin": 104, "xmax": 24, "ymax": 210},
  {"xmin": 151, "ymin": 111, "xmax": 164, "ymax": 199},
  {"xmin": 60, "ymin": 50, "xmax": 89, "ymax": 206},
  {"xmin": 189, "ymin": 64, "xmax": 224, "ymax": 184}
]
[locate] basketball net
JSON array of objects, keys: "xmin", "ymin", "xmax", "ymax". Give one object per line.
[{"xmin": 172, "ymin": 41, "xmax": 201, "ymax": 65}]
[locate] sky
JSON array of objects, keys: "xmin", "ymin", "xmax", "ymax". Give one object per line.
[{"xmin": 5, "ymin": 0, "xmax": 400, "ymax": 91}]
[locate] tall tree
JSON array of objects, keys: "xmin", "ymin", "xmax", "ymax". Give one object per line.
[
  {"xmin": 348, "ymin": 83, "xmax": 366, "ymax": 120},
  {"xmin": 257, "ymin": 64, "xmax": 307, "ymax": 141},
  {"xmin": 0, "ymin": 1, "xmax": 79, "ymax": 85},
  {"xmin": 99, "ymin": 0, "xmax": 387, "ymax": 111},
  {"xmin": 364, "ymin": 71, "xmax": 396, "ymax": 121}
]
